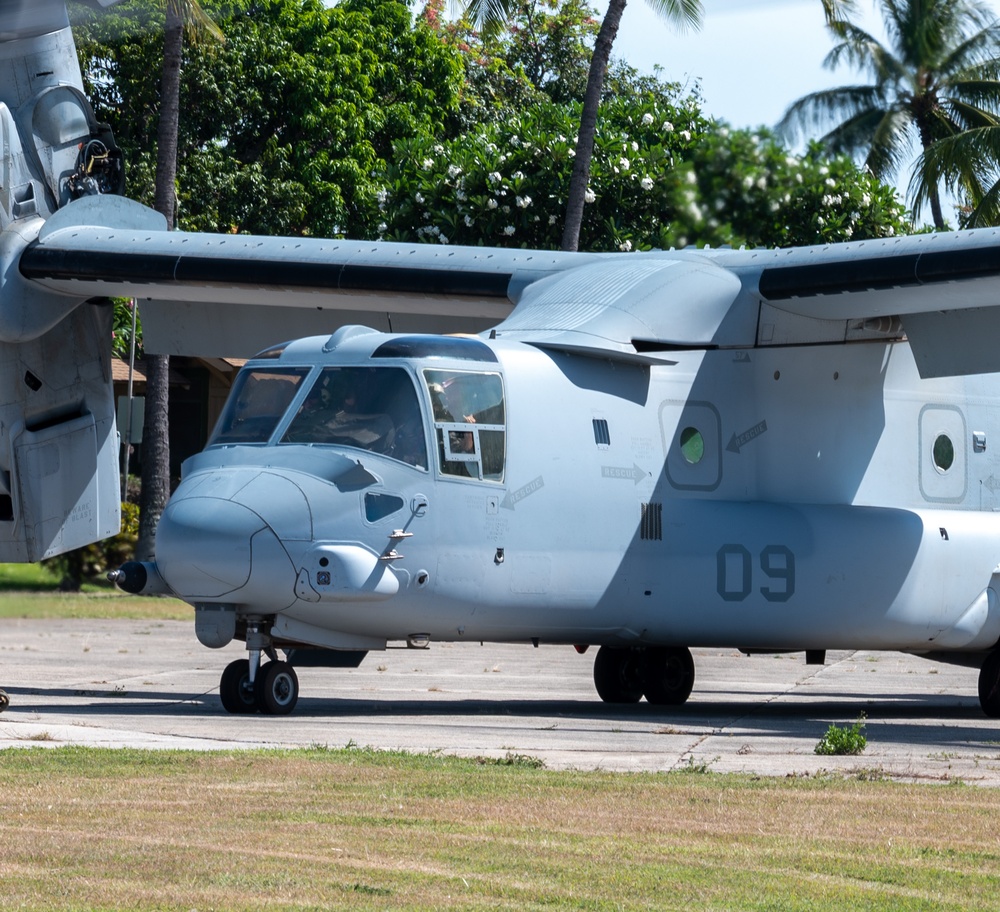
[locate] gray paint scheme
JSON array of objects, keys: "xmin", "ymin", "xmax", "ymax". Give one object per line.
[{"xmin": 6, "ymin": 2, "xmax": 1000, "ymax": 713}]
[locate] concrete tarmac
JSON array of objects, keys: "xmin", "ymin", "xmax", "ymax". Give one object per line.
[{"xmin": 2, "ymin": 617, "xmax": 1000, "ymax": 784}]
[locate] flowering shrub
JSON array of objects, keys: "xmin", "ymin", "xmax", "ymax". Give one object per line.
[{"xmin": 381, "ymin": 90, "xmax": 908, "ymax": 251}]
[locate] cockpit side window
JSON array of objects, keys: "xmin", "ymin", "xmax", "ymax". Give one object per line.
[
  {"xmin": 281, "ymin": 366, "xmax": 428, "ymax": 469},
  {"xmin": 208, "ymin": 367, "xmax": 309, "ymax": 445},
  {"xmin": 423, "ymin": 369, "xmax": 505, "ymax": 482}
]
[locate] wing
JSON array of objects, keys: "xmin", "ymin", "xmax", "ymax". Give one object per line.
[{"xmin": 22, "ymin": 197, "xmax": 1000, "ymax": 377}]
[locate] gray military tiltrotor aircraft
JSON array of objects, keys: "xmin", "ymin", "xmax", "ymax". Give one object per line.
[{"xmin": 8, "ymin": 0, "xmax": 1000, "ymax": 718}]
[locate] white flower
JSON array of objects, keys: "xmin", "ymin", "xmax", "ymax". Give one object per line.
[
  {"xmin": 447, "ymin": 164, "xmax": 462, "ymax": 178},
  {"xmin": 663, "ymin": 121, "xmax": 674, "ymax": 132},
  {"xmin": 756, "ymin": 176, "xmax": 767, "ymax": 190},
  {"xmin": 568, "ymin": 149, "xmax": 576, "ymax": 158},
  {"xmin": 548, "ymin": 214, "xmax": 557, "ymax": 225},
  {"xmin": 685, "ymin": 171, "xmax": 697, "ymax": 185},
  {"xmin": 817, "ymin": 216, "xmax": 825, "ymax": 226},
  {"xmin": 640, "ymin": 176, "xmax": 654, "ymax": 191},
  {"xmin": 619, "ymin": 240, "xmax": 632, "ymax": 252},
  {"xmin": 680, "ymin": 130, "xmax": 691, "ymax": 141},
  {"xmin": 487, "ymin": 198, "xmax": 498, "ymax": 210},
  {"xmin": 619, "ymin": 158, "xmax": 630, "ymax": 170},
  {"xmin": 886, "ymin": 226, "xmax": 895, "ymax": 236},
  {"xmin": 421, "ymin": 158, "xmax": 434, "ymax": 170},
  {"xmin": 503, "ymin": 225, "xmax": 515, "ymax": 236},
  {"xmin": 861, "ymin": 193, "xmax": 871, "ymax": 206},
  {"xmin": 439, "ymin": 234, "xmax": 449, "ymax": 244},
  {"xmin": 516, "ymin": 195, "xmax": 532, "ymax": 208},
  {"xmin": 502, "ymin": 205, "xmax": 510, "ymax": 213},
  {"xmin": 415, "ymin": 192, "xmax": 425, "ymax": 204},
  {"xmin": 433, "ymin": 144, "xmax": 444, "ymax": 154},
  {"xmin": 631, "ymin": 141, "xmax": 639, "ymax": 152},
  {"xmin": 488, "ymin": 171, "xmax": 502, "ymax": 184},
  {"xmin": 743, "ymin": 175, "xmax": 754, "ymax": 190},
  {"xmin": 641, "ymin": 113, "xmax": 654, "ymax": 125},
  {"xmin": 844, "ymin": 226, "xmax": 853, "ymax": 237},
  {"xmin": 825, "ymin": 177, "xmax": 836, "ymax": 188},
  {"xmin": 584, "ymin": 188, "xmax": 596, "ymax": 203},
  {"xmin": 512, "ymin": 170, "xmax": 525, "ymax": 180},
  {"xmin": 377, "ymin": 221, "xmax": 387, "ymax": 233},
  {"xmin": 464, "ymin": 214, "xmax": 474, "ymax": 227}
]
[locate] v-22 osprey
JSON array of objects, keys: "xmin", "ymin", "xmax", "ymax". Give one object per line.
[{"xmin": 3, "ymin": 0, "xmax": 1000, "ymax": 718}]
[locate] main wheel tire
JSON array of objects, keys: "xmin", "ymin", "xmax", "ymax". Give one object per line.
[
  {"xmin": 220, "ymin": 659, "xmax": 258, "ymax": 714},
  {"xmin": 593, "ymin": 646, "xmax": 644, "ymax": 703},
  {"xmin": 979, "ymin": 651, "xmax": 1000, "ymax": 717},
  {"xmin": 643, "ymin": 647, "xmax": 695, "ymax": 706},
  {"xmin": 0, "ymin": 688, "xmax": 8, "ymax": 712},
  {"xmin": 255, "ymin": 661, "xmax": 299, "ymax": 715}
]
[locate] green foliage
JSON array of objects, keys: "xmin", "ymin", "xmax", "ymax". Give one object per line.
[
  {"xmin": 73, "ymin": 0, "xmax": 908, "ymax": 249},
  {"xmin": 42, "ymin": 503, "xmax": 140, "ymax": 592},
  {"xmin": 815, "ymin": 714, "xmax": 868, "ymax": 756},
  {"xmin": 111, "ymin": 297, "xmax": 142, "ymax": 360},
  {"xmin": 75, "ymin": 0, "xmax": 465, "ymax": 238},
  {"xmin": 382, "ymin": 89, "xmax": 908, "ymax": 251}
]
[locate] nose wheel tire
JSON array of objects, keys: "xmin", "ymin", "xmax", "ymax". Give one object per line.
[
  {"xmin": 220, "ymin": 659, "xmax": 257, "ymax": 714},
  {"xmin": 0, "ymin": 688, "xmax": 8, "ymax": 712},
  {"xmin": 255, "ymin": 661, "xmax": 299, "ymax": 715}
]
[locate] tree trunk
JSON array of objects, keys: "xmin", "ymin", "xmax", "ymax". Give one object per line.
[
  {"xmin": 136, "ymin": 2, "xmax": 183, "ymax": 561},
  {"xmin": 560, "ymin": 0, "xmax": 627, "ymax": 252}
]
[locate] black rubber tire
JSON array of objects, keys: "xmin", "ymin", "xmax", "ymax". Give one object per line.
[
  {"xmin": 642, "ymin": 647, "xmax": 695, "ymax": 706},
  {"xmin": 255, "ymin": 661, "xmax": 299, "ymax": 715},
  {"xmin": 593, "ymin": 646, "xmax": 644, "ymax": 703},
  {"xmin": 220, "ymin": 659, "xmax": 258, "ymax": 714},
  {"xmin": 0, "ymin": 688, "xmax": 8, "ymax": 713},
  {"xmin": 979, "ymin": 651, "xmax": 1000, "ymax": 718}
]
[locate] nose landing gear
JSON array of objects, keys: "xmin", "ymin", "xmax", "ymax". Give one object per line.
[
  {"xmin": 219, "ymin": 620, "xmax": 300, "ymax": 715},
  {"xmin": 220, "ymin": 657, "xmax": 300, "ymax": 715}
]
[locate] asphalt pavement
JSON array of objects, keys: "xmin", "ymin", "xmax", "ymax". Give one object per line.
[{"xmin": 2, "ymin": 618, "xmax": 999, "ymax": 784}]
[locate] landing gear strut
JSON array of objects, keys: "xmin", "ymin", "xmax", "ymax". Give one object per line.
[
  {"xmin": 219, "ymin": 620, "xmax": 300, "ymax": 715},
  {"xmin": 593, "ymin": 645, "xmax": 695, "ymax": 706}
]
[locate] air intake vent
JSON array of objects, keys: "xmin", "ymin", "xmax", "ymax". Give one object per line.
[
  {"xmin": 640, "ymin": 502, "xmax": 662, "ymax": 541},
  {"xmin": 593, "ymin": 418, "xmax": 610, "ymax": 446}
]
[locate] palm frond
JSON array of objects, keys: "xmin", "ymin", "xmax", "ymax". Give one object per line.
[
  {"xmin": 645, "ymin": 0, "xmax": 703, "ymax": 31},
  {"xmin": 777, "ymin": 84, "xmax": 887, "ymax": 143}
]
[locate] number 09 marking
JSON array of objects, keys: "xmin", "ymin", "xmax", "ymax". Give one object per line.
[{"xmin": 716, "ymin": 544, "xmax": 795, "ymax": 602}]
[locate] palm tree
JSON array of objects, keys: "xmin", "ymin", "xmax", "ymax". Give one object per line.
[
  {"xmin": 778, "ymin": 0, "xmax": 1000, "ymax": 231},
  {"xmin": 465, "ymin": 0, "xmax": 702, "ymax": 251},
  {"xmin": 136, "ymin": 0, "xmax": 223, "ymax": 561}
]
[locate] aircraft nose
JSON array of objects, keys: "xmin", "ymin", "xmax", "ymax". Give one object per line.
[{"xmin": 155, "ymin": 497, "xmax": 287, "ymax": 601}]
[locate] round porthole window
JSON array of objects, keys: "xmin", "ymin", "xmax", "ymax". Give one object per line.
[
  {"xmin": 933, "ymin": 434, "xmax": 954, "ymax": 472},
  {"xmin": 679, "ymin": 427, "xmax": 704, "ymax": 464}
]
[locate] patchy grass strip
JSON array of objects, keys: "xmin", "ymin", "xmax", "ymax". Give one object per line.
[{"xmin": 0, "ymin": 746, "xmax": 998, "ymax": 910}]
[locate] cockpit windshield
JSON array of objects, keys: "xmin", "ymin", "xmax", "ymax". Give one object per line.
[
  {"xmin": 209, "ymin": 367, "xmax": 309, "ymax": 445},
  {"xmin": 282, "ymin": 366, "xmax": 428, "ymax": 469},
  {"xmin": 424, "ymin": 369, "xmax": 505, "ymax": 482}
]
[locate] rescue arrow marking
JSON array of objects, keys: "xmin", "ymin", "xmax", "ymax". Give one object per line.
[{"xmin": 726, "ymin": 419, "xmax": 768, "ymax": 454}]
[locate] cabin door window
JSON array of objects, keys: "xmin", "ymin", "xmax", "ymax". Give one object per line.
[{"xmin": 423, "ymin": 369, "xmax": 505, "ymax": 482}]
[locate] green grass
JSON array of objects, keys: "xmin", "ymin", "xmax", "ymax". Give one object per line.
[
  {"xmin": 0, "ymin": 562, "xmax": 189, "ymax": 619},
  {"xmin": 0, "ymin": 746, "xmax": 997, "ymax": 910}
]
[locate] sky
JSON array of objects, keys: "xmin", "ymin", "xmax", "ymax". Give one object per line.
[{"xmin": 607, "ymin": 0, "xmax": 1000, "ymax": 214}]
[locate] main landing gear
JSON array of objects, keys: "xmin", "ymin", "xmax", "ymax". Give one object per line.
[
  {"xmin": 218, "ymin": 621, "xmax": 299, "ymax": 715},
  {"xmin": 979, "ymin": 650, "xmax": 1000, "ymax": 718},
  {"xmin": 593, "ymin": 645, "xmax": 695, "ymax": 705}
]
